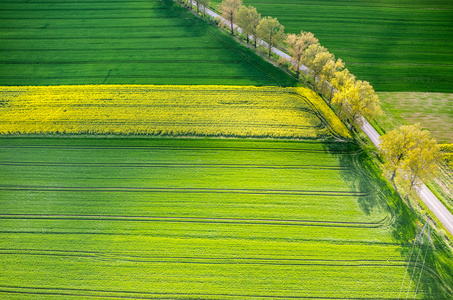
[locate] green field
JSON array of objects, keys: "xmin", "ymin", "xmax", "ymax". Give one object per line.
[
  {"xmin": 375, "ymin": 92, "xmax": 453, "ymax": 143},
  {"xmin": 0, "ymin": 0, "xmax": 296, "ymax": 86},
  {"xmin": 1, "ymin": 137, "xmax": 452, "ymax": 298},
  {"xmin": 211, "ymin": 0, "xmax": 453, "ymax": 92}
]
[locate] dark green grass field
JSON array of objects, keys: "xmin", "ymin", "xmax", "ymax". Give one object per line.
[
  {"xmin": 0, "ymin": 0, "xmax": 296, "ymax": 86},
  {"xmin": 211, "ymin": 0, "xmax": 453, "ymax": 92},
  {"xmin": 1, "ymin": 137, "xmax": 452, "ymax": 298}
]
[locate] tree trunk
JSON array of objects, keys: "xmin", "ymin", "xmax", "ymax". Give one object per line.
[
  {"xmin": 405, "ymin": 181, "xmax": 415, "ymax": 200},
  {"xmin": 230, "ymin": 17, "xmax": 234, "ymax": 35},
  {"xmin": 390, "ymin": 170, "xmax": 397, "ymax": 181}
]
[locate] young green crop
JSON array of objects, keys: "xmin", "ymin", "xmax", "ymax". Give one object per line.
[
  {"xmin": 0, "ymin": 0, "xmax": 296, "ymax": 86},
  {"xmin": 0, "ymin": 137, "xmax": 452, "ymax": 298},
  {"xmin": 211, "ymin": 0, "xmax": 453, "ymax": 92}
]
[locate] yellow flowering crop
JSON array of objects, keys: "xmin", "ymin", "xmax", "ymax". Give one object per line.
[
  {"xmin": 0, "ymin": 85, "xmax": 350, "ymax": 139},
  {"xmin": 296, "ymin": 87, "xmax": 351, "ymax": 139}
]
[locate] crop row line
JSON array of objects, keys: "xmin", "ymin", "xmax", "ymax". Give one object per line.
[
  {"xmin": 0, "ymin": 122, "xmax": 322, "ymax": 129},
  {"xmin": 0, "ymin": 284, "xmax": 408, "ymax": 300},
  {"xmin": 3, "ymin": 106, "xmax": 315, "ymax": 112},
  {"xmin": 3, "ymin": 0, "xmax": 155, "ymax": 3},
  {"xmin": 0, "ymin": 251, "xmax": 408, "ymax": 267},
  {"xmin": 0, "ymin": 249, "xmax": 408, "ymax": 263},
  {"xmin": 0, "ymin": 60, "xmax": 244, "ymax": 64},
  {"xmin": 0, "ymin": 8, "xmax": 169, "ymax": 11},
  {"xmin": 0, "ymin": 16, "xmax": 179, "ymax": 20},
  {"xmin": 0, "ymin": 25, "xmax": 192, "ymax": 30},
  {"xmin": 0, "ymin": 162, "xmax": 349, "ymax": 170},
  {"xmin": 0, "ymin": 230, "xmax": 403, "ymax": 246},
  {"xmin": 0, "ymin": 186, "xmax": 370, "ymax": 197},
  {"xmin": 0, "ymin": 145, "xmax": 355, "ymax": 154},
  {"xmin": 0, "ymin": 75, "xmax": 263, "ymax": 80},
  {"xmin": 0, "ymin": 214, "xmax": 385, "ymax": 227},
  {"xmin": 1, "ymin": 35, "xmax": 198, "ymax": 40},
  {"xmin": 0, "ymin": 47, "xmax": 224, "ymax": 51}
]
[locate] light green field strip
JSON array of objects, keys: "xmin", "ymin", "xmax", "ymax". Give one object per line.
[
  {"xmin": 376, "ymin": 92, "xmax": 453, "ymax": 143},
  {"xmin": 0, "ymin": 85, "xmax": 350, "ymax": 139},
  {"xmin": 1, "ymin": 137, "xmax": 452, "ymax": 298}
]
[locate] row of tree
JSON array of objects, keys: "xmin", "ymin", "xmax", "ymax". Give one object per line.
[
  {"xmin": 215, "ymin": 0, "xmax": 443, "ymax": 201},
  {"xmin": 218, "ymin": 0, "xmax": 381, "ymax": 132},
  {"xmin": 183, "ymin": 0, "xmax": 442, "ymax": 200}
]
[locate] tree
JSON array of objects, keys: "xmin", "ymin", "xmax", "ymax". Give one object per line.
[
  {"xmin": 380, "ymin": 124, "xmax": 421, "ymax": 181},
  {"xmin": 197, "ymin": 0, "xmax": 210, "ymax": 16},
  {"xmin": 302, "ymin": 44, "xmax": 331, "ymax": 81},
  {"xmin": 397, "ymin": 136, "xmax": 442, "ymax": 199},
  {"xmin": 331, "ymin": 80, "xmax": 381, "ymax": 130},
  {"xmin": 315, "ymin": 57, "xmax": 344, "ymax": 99},
  {"xmin": 256, "ymin": 17, "xmax": 285, "ymax": 58},
  {"xmin": 285, "ymin": 31, "xmax": 318, "ymax": 76},
  {"xmin": 331, "ymin": 68, "xmax": 355, "ymax": 93},
  {"xmin": 236, "ymin": 5, "xmax": 261, "ymax": 46},
  {"xmin": 329, "ymin": 68, "xmax": 355, "ymax": 113},
  {"xmin": 380, "ymin": 124, "xmax": 442, "ymax": 199},
  {"xmin": 219, "ymin": 0, "xmax": 242, "ymax": 35}
]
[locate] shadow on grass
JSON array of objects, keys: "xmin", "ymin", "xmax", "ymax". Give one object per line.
[
  {"xmin": 162, "ymin": 0, "xmax": 298, "ymax": 87},
  {"xmin": 324, "ymin": 140, "xmax": 453, "ymax": 299}
]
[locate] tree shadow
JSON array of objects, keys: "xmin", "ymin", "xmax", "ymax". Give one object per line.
[
  {"xmin": 323, "ymin": 139, "xmax": 453, "ymax": 298},
  {"xmin": 323, "ymin": 141, "xmax": 383, "ymax": 216},
  {"xmin": 162, "ymin": 0, "xmax": 297, "ymax": 87}
]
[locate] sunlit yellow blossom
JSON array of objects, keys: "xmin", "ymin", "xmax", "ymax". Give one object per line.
[{"xmin": 0, "ymin": 85, "xmax": 350, "ymax": 139}]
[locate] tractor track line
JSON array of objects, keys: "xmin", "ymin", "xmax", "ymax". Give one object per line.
[{"xmin": 0, "ymin": 214, "xmax": 387, "ymax": 227}]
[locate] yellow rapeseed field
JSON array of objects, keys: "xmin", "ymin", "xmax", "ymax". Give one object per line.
[{"xmin": 0, "ymin": 85, "xmax": 350, "ymax": 139}]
